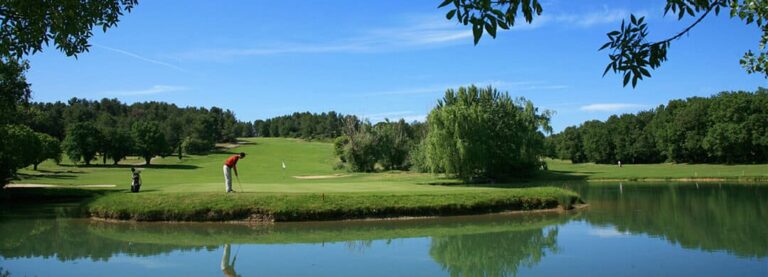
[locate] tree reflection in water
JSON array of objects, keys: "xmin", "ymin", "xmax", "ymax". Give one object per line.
[{"xmin": 430, "ymin": 227, "xmax": 559, "ymax": 277}]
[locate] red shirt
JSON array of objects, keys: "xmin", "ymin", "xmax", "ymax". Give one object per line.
[{"xmin": 224, "ymin": 155, "xmax": 240, "ymax": 168}]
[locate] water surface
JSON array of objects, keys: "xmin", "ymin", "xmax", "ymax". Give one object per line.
[{"xmin": 1, "ymin": 183, "xmax": 766, "ymax": 276}]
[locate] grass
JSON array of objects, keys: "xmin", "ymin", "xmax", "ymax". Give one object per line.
[
  {"xmin": 87, "ymin": 188, "xmax": 578, "ymax": 221},
  {"xmin": 544, "ymin": 159, "xmax": 768, "ymax": 181},
  {"xmin": 8, "ymin": 138, "xmax": 579, "ymax": 221}
]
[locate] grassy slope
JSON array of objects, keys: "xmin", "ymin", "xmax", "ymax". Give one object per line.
[
  {"xmin": 544, "ymin": 159, "xmax": 768, "ymax": 181},
  {"xmin": 17, "ymin": 138, "xmax": 461, "ymax": 193}
]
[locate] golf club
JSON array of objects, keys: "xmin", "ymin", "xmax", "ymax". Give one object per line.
[{"xmin": 236, "ymin": 175, "xmax": 244, "ymax": 192}]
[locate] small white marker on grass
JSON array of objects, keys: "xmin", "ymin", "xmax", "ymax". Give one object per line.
[{"xmin": 282, "ymin": 160, "xmax": 286, "ymax": 179}]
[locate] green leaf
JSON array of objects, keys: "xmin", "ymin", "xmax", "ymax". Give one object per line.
[
  {"xmin": 485, "ymin": 21, "xmax": 496, "ymax": 38},
  {"xmin": 446, "ymin": 9, "xmax": 457, "ymax": 20},
  {"xmin": 602, "ymin": 63, "xmax": 613, "ymax": 77},
  {"xmin": 639, "ymin": 67, "xmax": 651, "ymax": 77},
  {"xmin": 438, "ymin": 0, "xmax": 453, "ymax": 8},
  {"xmin": 473, "ymin": 24, "xmax": 483, "ymax": 45},
  {"xmin": 498, "ymin": 20, "xmax": 509, "ymax": 29},
  {"xmin": 623, "ymin": 73, "xmax": 630, "ymax": 87},
  {"xmin": 599, "ymin": 42, "xmax": 612, "ymax": 50}
]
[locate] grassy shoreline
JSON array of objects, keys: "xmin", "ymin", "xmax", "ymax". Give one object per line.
[{"xmin": 86, "ymin": 188, "xmax": 580, "ymax": 222}]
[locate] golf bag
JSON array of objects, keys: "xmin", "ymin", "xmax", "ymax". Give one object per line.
[{"xmin": 131, "ymin": 171, "xmax": 141, "ymax": 193}]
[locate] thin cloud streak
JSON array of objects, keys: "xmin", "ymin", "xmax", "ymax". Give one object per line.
[
  {"xmin": 360, "ymin": 111, "xmax": 426, "ymax": 123},
  {"xmin": 95, "ymin": 44, "xmax": 187, "ymax": 72},
  {"xmin": 504, "ymin": 8, "xmax": 643, "ymax": 31},
  {"xmin": 170, "ymin": 8, "xmax": 637, "ymax": 61},
  {"xmin": 173, "ymin": 15, "xmax": 473, "ymax": 61},
  {"xmin": 105, "ymin": 85, "xmax": 188, "ymax": 96},
  {"xmin": 359, "ymin": 80, "xmax": 568, "ymax": 97},
  {"xmin": 580, "ymin": 103, "xmax": 646, "ymax": 112}
]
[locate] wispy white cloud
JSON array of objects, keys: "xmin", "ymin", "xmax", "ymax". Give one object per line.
[
  {"xmin": 361, "ymin": 111, "xmax": 412, "ymax": 122},
  {"xmin": 514, "ymin": 8, "xmax": 643, "ymax": 31},
  {"xmin": 360, "ymin": 80, "xmax": 567, "ymax": 97},
  {"xmin": 550, "ymin": 9, "xmax": 633, "ymax": 28},
  {"xmin": 580, "ymin": 103, "xmax": 646, "ymax": 112},
  {"xmin": 171, "ymin": 8, "xmax": 638, "ymax": 61},
  {"xmin": 94, "ymin": 44, "xmax": 187, "ymax": 72},
  {"xmin": 589, "ymin": 227, "xmax": 630, "ymax": 238},
  {"xmin": 110, "ymin": 256, "xmax": 178, "ymax": 269},
  {"xmin": 104, "ymin": 85, "xmax": 188, "ymax": 96},
  {"xmin": 360, "ymin": 111, "xmax": 427, "ymax": 123},
  {"xmin": 402, "ymin": 114, "xmax": 427, "ymax": 123},
  {"xmin": 172, "ymin": 15, "xmax": 472, "ymax": 61}
]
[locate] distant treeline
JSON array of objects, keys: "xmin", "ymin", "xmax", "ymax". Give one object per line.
[
  {"xmin": 25, "ymin": 98, "xmax": 254, "ymax": 165},
  {"xmin": 253, "ymin": 111, "xmax": 348, "ymax": 139},
  {"xmin": 546, "ymin": 89, "xmax": 768, "ymax": 164}
]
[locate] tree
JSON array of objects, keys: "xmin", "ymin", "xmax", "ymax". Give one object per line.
[
  {"xmin": 104, "ymin": 128, "xmax": 133, "ymax": 165},
  {"xmin": 31, "ymin": 132, "xmax": 61, "ymax": 170},
  {"xmin": 338, "ymin": 117, "xmax": 379, "ymax": 172},
  {"xmin": 62, "ymin": 122, "xmax": 102, "ymax": 165},
  {"xmin": 552, "ymin": 89, "xmax": 768, "ymax": 164},
  {"xmin": 0, "ymin": 124, "xmax": 38, "ymax": 184},
  {"xmin": 422, "ymin": 85, "xmax": 551, "ymax": 181},
  {"xmin": 131, "ymin": 121, "xmax": 167, "ymax": 165},
  {"xmin": 373, "ymin": 119, "xmax": 413, "ymax": 170},
  {"xmin": 1, "ymin": 0, "xmax": 137, "ymax": 186},
  {"xmin": 0, "ymin": 0, "xmax": 138, "ymax": 59},
  {"xmin": 439, "ymin": 0, "xmax": 768, "ymax": 87},
  {"xmin": 0, "ymin": 59, "xmax": 31, "ymax": 125}
]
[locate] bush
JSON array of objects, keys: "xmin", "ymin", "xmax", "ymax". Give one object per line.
[{"xmin": 182, "ymin": 137, "xmax": 214, "ymax": 154}]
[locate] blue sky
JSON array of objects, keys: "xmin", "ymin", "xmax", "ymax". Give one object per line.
[{"xmin": 25, "ymin": 0, "xmax": 767, "ymax": 132}]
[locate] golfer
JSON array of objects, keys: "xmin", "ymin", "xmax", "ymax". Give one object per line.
[{"xmin": 223, "ymin": 152, "xmax": 246, "ymax": 193}]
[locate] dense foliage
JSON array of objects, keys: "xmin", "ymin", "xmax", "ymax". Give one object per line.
[
  {"xmin": 334, "ymin": 118, "xmax": 426, "ymax": 172},
  {"xmin": 548, "ymin": 89, "xmax": 768, "ymax": 164},
  {"xmin": 254, "ymin": 111, "xmax": 347, "ymax": 139},
  {"xmin": 2, "ymin": 65, "xmax": 255, "ymax": 185},
  {"xmin": 440, "ymin": 0, "xmax": 768, "ymax": 87},
  {"xmin": 0, "ymin": 59, "xmax": 36, "ymax": 184},
  {"xmin": 0, "ymin": 0, "xmax": 137, "ymax": 59},
  {"xmin": 27, "ymin": 98, "xmax": 255, "ymax": 166},
  {"xmin": 419, "ymin": 85, "xmax": 552, "ymax": 181}
]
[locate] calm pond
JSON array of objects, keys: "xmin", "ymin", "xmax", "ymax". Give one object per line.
[{"xmin": 1, "ymin": 183, "xmax": 766, "ymax": 276}]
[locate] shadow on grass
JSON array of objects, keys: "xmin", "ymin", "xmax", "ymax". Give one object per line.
[
  {"xmin": 418, "ymin": 170, "xmax": 591, "ymax": 189},
  {"xmin": 1, "ymin": 187, "xmax": 116, "ymax": 204},
  {"xmin": 58, "ymin": 164, "xmax": 199, "ymax": 170},
  {"xmin": 17, "ymin": 172, "xmax": 79, "ymax": 180}
]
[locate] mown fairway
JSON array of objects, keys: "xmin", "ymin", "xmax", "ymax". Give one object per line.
[
  {"xmin": 546, "ymin": 159, "xmax": 768, "ymax": 181},
  {"xmin": 15, "ymin": 137, "xmax": 473, "ymax": 193}
]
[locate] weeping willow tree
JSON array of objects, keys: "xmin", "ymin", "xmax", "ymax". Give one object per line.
[{"xmin": 420, "ymin": 85, "xmax": 552, "ymax": 181}]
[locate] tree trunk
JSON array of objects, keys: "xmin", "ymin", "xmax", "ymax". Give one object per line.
[
  {"xmin": 145, "ymin": 155, "xmax": 151, "ymax": 165},
  {"xmin": 103, "ymin": 154, "xmax": 107, "ymax": 164},
  {"xmin": 178, "ymin": 145, "xmax": 182, "ymax": 160},
  {"xmin": 33, "ymin": 163, "xmax": 38, "ymax": 170}
]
